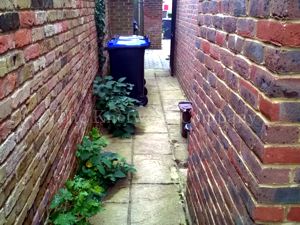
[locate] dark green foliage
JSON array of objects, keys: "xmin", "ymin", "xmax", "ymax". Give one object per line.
[
  {"xmin": 49, "ymin": 176, "xmax": 104, "ymax": 225},
  {"xmin": 93, "ymin": 76, "xmax": 140, "ymax": 138},
  {"xmin": 95, "ymin": 0, "xmax": 106, "ymax": 71},
  {"xmin": 49, "ymin": 128, "xmax": 136, "ymax": 224},
  {"xmin": 76, "ymin": 128, "xmax": 136, "ymax": 187}
]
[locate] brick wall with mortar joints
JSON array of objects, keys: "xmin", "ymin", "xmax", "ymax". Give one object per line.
[
  {"xmin": 0, "ymin": 0, "xmax": 99, "ymax": 224},
  {"xmin": 144, "ymin": 0, "xmax": 162, "ymax": 49},
  {"xmin": 107, "ymin": 0, "xmax": 134, "ymax": 37},
  {"xmin": 174, "ymin": 0, "xmax": 300, "ymax": 224}
]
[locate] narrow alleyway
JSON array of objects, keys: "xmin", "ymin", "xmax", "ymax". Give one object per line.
[{"xmin": 90, "ymin": 41, "xmax": 189, "ymax": 225}]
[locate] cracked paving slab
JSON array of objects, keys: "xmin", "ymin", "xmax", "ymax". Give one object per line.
[
  {"xmin": 131, "ymin": 184, "xmax": 187, "ymax": 225},
  {"xmin": 134, "ymin": 133, "xmax": 171, "ymax": 155},
  {"xmin": 133, "ymin": 155, "xmax": 175, "ymax": 184}
]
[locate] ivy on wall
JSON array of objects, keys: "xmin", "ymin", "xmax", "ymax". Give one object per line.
[{"xmin": 95, "ymin": 0, "xmax": 106, "ymax": 72}]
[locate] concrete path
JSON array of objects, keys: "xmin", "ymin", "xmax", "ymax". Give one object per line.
[
  {"xmin": 145, "ymin": 40, "xmax": 170, "ymax": 70},
  {"xmin": 90, "ymin": 43, "xmax": 189, "ymax": 225}
]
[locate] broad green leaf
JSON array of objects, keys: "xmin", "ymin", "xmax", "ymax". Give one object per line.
[{"xmin": 53, "ymin": 212, "xmax": 76, "ymax": 225}]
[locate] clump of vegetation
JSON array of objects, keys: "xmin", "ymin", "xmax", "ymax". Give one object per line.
[
  {"xmin": 49, "ymin": 176, "xmax": 104, "ymax": 225},
  {"xmin": 49, "ymin": 128, "xmax": 136, "ymax": 225},
  {"xmin": 93, "ymin": 76, "xmax": 140, "ymax": 138},
  {"xmin": 76, "ymin": 128, "xmax": 136, "ymax": 187}
]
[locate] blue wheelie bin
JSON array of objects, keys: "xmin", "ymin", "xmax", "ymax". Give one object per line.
[{"xmin": 107, "ymin": 35, "xmax": 151, "ymax": 106}]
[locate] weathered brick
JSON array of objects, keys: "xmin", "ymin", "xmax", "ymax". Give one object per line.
[
  {"xmin": 220, "ymin": 0, "xmax": 229, "ymax": 13},
  {"xmin": 0, "ymin": 13, "xmax": 20, "ymax": 32},
  {"xmin": 265, "ymin": 47, "xmax": 300, "ymax": 74},
  {"xmin": 6, "ymin": 51, "xmax": 25, "ymax": 73},
  {"xmin": 270, "ymin": 0, "xmax": 300, "ymax": 19},
  {"xmin": 215, "ymin": 31, "xmax": 227, "ymax": 46},
  {"xmin": 249, "ymin": 0, "xmax": 270, "ymax": 18},
  {"xmin": 207, "ymin": 28, "xmax": 216, "ymax": 43},
  {"xmin": 233, "ymin": 56, "xmax": 250, "ymax": 79},
  {"xmin": 219, "ymin": 48, "xmax": 234, "ymax": 68},
  {"xmin": 229, "ymin": 0, "xmax": 246, "ymax": 16},
  {"xmin": 239, "ymin": 79, "xmax": 259, "ymax": 109},
  {"xmin": 204, "ymin": 15, "xmax": 212, "ymax": 27},
  {"xmin": 0, "ymin": 73, "xmax": 17, "ymax": 100},
  {"xmin": 229, "ymin": 92, "xmax": 245, "ymax": 116},
  {"xmin": 32, "ymin": 27, "xmax": 45, "ymax": 42},
  {"xmin": 15, "ymin": 29, "xmax": 32, "ymax": 48},
  {"xmin": 228, "ymin": 34, "xmax": 244, "ymax": 54},
  {"xmin": 31, "ymin": 0, "xmax": 53, "ymax": 9},
  {"xmin": 0, "ymin": 0, "xmax": 15, "ymax": 9},
  {"xmin": 257, "ymin": 20, "xmax": 300, "ymax": 47},
  {"xmin": 259, "ymin": 97, "xmax": 279, "ymax": 121},
  {"xmin": 243, "ymin": 40, "xmax": 264, "ymax": 64},
  {"xmin": 212, "ymin": 16, "xmax": 223, "ymax": 29},
  {"xmin": 245, "ymin": 108, "xmax": 264, "ymax": 136},
  {"xmin": 236, "ymin": 18, "xmax": 256, "ymax": 38},
  {"xmin": 295, "ymin": 169, "xmax": 300, "ymax": 183},
  {"xmin": 223, "ymin": 16, "xmax": 237, "ymax": 33},
  {"xmin": 261, "ymin": 124, "xmax": 300, "ymax": 144},
  {"xmin": 0, "ymin": 133, "xmax": 16, "ymax": 164},
  {"xmin": 287, "ymin": 207, "xmax": 300, "ymax": 222},
  {"xmin": 24, "ymin": 44, "xmax": 40, "ymax": 61},
  {"xmin": 279, "ymin": 102, "xmax": 300, "ymax": 122},
  {"xmin": 11, "ymin": 82, "xmax": 31, "ymax": 109},
  {"xmin": 34, "ymin": 11, "xmax": 47, "ymax": 25},
  {"xmin": 0, "ymin": 34, "xmax": 15, "ymax": 54},
  {"xmin": 0, "ymin": 57, "xmax": 8, "ymax": 78},
  {"xmin": 19, "ymin": 11, "xmax": 35, "ymax": 28},
  {"xmin": 263, "ymin": 147, "xmax": 300, "ymax": 164},
  {"xmin": 225, "ymin": 69, "xmax": 239, "ymax": 91},
  {"xmin": 15, "ymin": 0, "xmax": 31, "ymax": 9},
  {"xmin": 253, "ymin": 206, "xmax": 284, "ymax": 222}
]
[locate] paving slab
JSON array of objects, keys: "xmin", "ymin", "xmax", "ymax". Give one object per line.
[
  {"xmin": 138, "ymin": 105, "xmax": 164, "ymax": 119},
  {"xmin": 173, "ymin": 142, "xmax": 188, "ymax": 163},
  {"xmin": 158, "ymin": 82, "xmax": 181, "ymax": 91},
  {"xmin": 136, "ymin": 117, "xmax": 168, "ymax": 133},
  {"xmin": 168, "ymin": 125, "xmax": 188, "ymax": 144},
  {"xmin": 165, "ymin": 111, "xmax": 181, "ymax": 125},
  {"xmin": 134, "ymin": 133, "xmax": 171, "ymax": 155},
  {"xmin": 155, "ymin": 70, "xmax": 170, "ymax": 77},
  {"xmin": 89, "ymin": 203, "xmax": 128, "ymax": 225},
  {"xmin": 131, "ymin": 184, "xmax": 187, "ymax": 225},
  {"xmin": 160, "ymin": 89, "xmax": 185, "ymax": 100},
  {"xmin": 104, "ymin": 141, "xmax": 132, "ymax": 164},
  {"xmin": 147, "ymin": 93, "xmax": 161, "ymax": 105},
  {"xmin": 144, "ymin": 70, "xmax": 156, "ymax": 78},
  {"xmin": 103, "ymin": 179, "xmax": 130, "ymax": 204},
  {"xmin": 133, "ymin": 155, "xmax": 175, "ymax": 184},
  {"xmin": 162, "ymin": 99, "xmax": 183, "ymax": 111}
]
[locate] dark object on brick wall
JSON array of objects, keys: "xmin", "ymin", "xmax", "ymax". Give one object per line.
[
  {"xmin": 107, "ymin": 35, "xmax": 151, "ymax": 106},
  {"xmin": 163, "ymin": 18, "xmax": 172, "ymax": 39},
  {"xmin": 31, "ymin": 0, "xmax": 53, "ymax": 9},
  {"xmin": 133, "ymin": 21, "xmax": 139, "ymax": 35},
  {"xmin": 0, "ymin": 13, "xmax": 20, "ymax": 32},
  {"xmin": 178, "ymin": 101, "xmax": 193, "ymax": 138}
]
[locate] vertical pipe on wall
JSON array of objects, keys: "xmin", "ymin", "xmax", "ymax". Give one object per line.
[
  {"xmin": 139, "ymin": 0, "xmax": 144, "ymax": 35},
  {"xmin": 133, "ymin": 0, "xmax": 144, "ymax": 35}
]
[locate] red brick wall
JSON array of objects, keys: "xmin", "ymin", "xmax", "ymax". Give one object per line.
[
  {"xmin": 107, "ymin": 0, "xmax": 134, "ymax": 37},
  {"xmin": 0, "ymin": 0, "xmax": 98, "ymax": 224},
  {"xmin": 174, "ymin": 0, "xmax": 300, "ymax": 224},
  {"xmin": 144, "ymin": 0, "xmax": 162, "ymax": 49}
]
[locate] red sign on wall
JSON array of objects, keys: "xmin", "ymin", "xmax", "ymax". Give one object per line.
[{"xmin": 163, "ymin": 4, "xmax": 169, "ymax": 11}]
